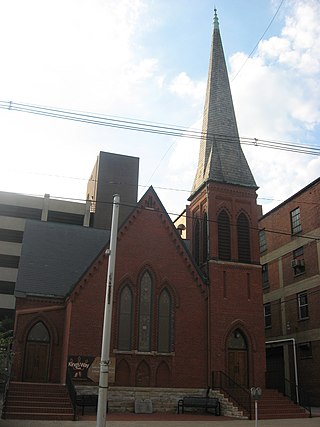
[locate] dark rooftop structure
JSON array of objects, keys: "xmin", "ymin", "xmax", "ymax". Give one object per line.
[{"xmin": 15, "ymin": 220, "xmax": 110, "ymax": 298}]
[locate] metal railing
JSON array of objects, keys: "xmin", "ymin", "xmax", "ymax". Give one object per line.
[
  {"xmin": 66, "ymin": 369, "xmax": 77, "ymax": 420},
  {"xmin": 212, "ymin": 370, "xmax": 252, "ymax": 419},
  {"xmin": 282, "ymin": 378, "xmax": 312, "ymax": 417}
]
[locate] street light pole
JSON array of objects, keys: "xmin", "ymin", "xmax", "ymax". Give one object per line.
[{"xmin": 96, "ymin": 194, "xmax": 120, "ymax": 427}]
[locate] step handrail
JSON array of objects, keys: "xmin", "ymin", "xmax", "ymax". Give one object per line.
[
  {"xmin": 212, "ymin": 370, "xmax": 252, "ymax": 419},
  {"xmin": 282, "ymin": 377, "xmax": 312, "ymax": 418},
  {"xmin": 66, "ymin": 369, "xmax": 77, "ymax": 420}
]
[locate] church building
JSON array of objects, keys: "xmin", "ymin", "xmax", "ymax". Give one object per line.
[{"xmin": 3, "ymin": 10, "xmax": 275, "ymax": 420}]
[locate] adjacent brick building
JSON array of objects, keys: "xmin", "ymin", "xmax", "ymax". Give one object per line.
[{"xmin": 260, "ymin": 177, "xmax": 320, "ymax": 405}]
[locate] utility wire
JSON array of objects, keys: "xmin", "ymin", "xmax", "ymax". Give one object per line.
[
  {"xmin": 13, "ymin": 191, "xmax": 319, "ymax": 242},
  {"xmin": 231, "ymin": 0, "xmax": 286, "ymax": 81},
  {"xmin": 1, "ymin": 100, "xmax": 320, "ymax": 156},
  {"xmin": 3, "ymin": 168, "xmax": 319, "ymax": 207}
]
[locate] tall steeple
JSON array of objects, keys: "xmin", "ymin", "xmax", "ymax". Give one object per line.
[{"xmin": 191, "ymin": 9, "xmax": 257, "ymax": 196}]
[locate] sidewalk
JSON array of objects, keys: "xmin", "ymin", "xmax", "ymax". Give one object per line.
[{"xmin": 1, "ymin": 413, "xmax": 320, "ymax": 427}]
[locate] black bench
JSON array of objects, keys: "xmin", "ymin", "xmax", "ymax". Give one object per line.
[
  {"xmin": 76, "ymin": 394, "xmax": 98, "ymax": 415},
  {"xmin": 178, "ymin": 396, "xmax": 220, "ymax": 415}
]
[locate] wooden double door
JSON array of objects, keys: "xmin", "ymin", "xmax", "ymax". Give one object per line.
[
  {"xmin": 227, "ymin": 329, "xmax": 248, "ymax": 387},
  {"xmin": 228, "ymin": 349, "xmax": 248, "ymax": 387}
]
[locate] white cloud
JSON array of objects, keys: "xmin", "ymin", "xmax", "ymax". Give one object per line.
[
  {"xmin": 169, "ymin": 72, "xmax": 206, "ymax": 104},
  {"xmin": 162, "ymin": 0, "xmax": 320, "ymax": 216},
  {"xmin": 0, "ymin": 0, "xmax": 319, "ymax": 219},
  {"xmin": 228, "ymin": 0, "xmax": 320, "ymax": 213}
]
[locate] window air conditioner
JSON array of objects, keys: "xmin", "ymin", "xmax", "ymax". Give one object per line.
[{"xmin": 291, "ymin": 259, "xmax": 305, "ymax": 268}]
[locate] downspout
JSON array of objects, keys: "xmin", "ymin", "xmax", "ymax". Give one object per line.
[{"xmin": 265, "ymin": 338, "xmax": 299, "ymax": 404}]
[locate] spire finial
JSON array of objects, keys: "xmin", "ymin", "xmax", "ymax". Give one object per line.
[{"xmin": 213, "ymin": 7, "xmax": 219, "ymax": 30}]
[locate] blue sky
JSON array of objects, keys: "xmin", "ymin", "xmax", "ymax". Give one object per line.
[{"xmin": 0, "ymin": 0, "xmax": 319, "ymax": 217}]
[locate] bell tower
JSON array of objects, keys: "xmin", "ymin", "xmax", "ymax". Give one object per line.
[{"xmin": 187, "ymin": 9, "xmax": 266, "ymax": 388}]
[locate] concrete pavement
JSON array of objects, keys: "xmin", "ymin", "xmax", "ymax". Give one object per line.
[{"xmin": 1, "ymin": 417, "xmax": 319, "ymax": 427}]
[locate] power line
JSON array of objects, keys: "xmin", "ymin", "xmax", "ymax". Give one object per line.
[
  {"xmin": 231, "ymin": 0, "xmax": 286, "ymax": 81},
  {"xmin": 2, "ymin": 166, "xmax": 319, "ymax": 208},
  {"xmin": 9, "ymin": 190, "xmax": 319, "ymax": 242},
  {"xmin": 1, "ymin": 100, "xmax": 320, "ymax": 156}
]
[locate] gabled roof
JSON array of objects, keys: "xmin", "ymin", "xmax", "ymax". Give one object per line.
[
  {"xmin": 191, "ymin": 10, "xmax": 257, "ymax": 198},
  {"xmin": 118, "ymin": 186, "xmax": 208, "ymax": 294},
  {"xmin": 15, "ymin": 220, "xmax": 109, "ymax": 298}
]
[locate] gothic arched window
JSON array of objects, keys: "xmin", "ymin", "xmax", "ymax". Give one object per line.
[
  {"xmin": 218, "ymin": 210, "xmax": 231, "ymax": 260},
  {"xmin": 158, "ymin": 289, "xmax": 172, "ymax": 353},
  {"xmin": 193, "ymin": 218, "xmax": 200, "ymax": 265},
  {"xmin": 237, "ymin": 213, "xmax": 251, "ymax": 263},
  {"xmin": 118, "ymin": 285, "xmax": 133, "ymax": 351},
  {"xmin": 138, "ymin": 271, "xmax": 153, "ymax": 352},
  {"xmin": 202, "ymin": 212, "xmax": 208, "ymax": 262},
  {"xmin": 27, "ymin": 321, "xmax": 50, "ymax": 343}
]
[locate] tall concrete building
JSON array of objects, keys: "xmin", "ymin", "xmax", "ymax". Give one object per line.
[{"xmin": 87, "ymin": 151, "xmax": 139, "ymax": 230}]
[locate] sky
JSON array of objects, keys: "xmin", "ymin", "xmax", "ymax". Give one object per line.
[{"xmin": 0, "ymin": 0, "xmax": 319, "ymax": 218}]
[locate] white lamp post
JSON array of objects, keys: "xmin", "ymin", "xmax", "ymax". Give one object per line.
[{"xmin": 96, "ymin": 194, "xmax": 120, "ymax": 427}]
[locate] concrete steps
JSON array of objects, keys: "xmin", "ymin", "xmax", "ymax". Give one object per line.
[
  {"xmin": 3, "ymin": 383, "xmax": 308, "ymax": 420},
  {"xmin": 2, "ymin": 381, "xmax": 74, "ymax": 420},
  {"xmin": 250, "ymin": 389, "xmax": 308, "ymax": 419}
]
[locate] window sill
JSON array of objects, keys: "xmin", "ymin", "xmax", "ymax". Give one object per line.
[
  {"xmin": 113, "ymin": 350, "xmax": 175, "ymax": 356},
  {"xmin": 293, "ymin": 271, "xmax": 305, "ymax": 277}
]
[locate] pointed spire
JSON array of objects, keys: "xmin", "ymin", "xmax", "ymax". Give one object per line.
[
  {"xmin": 190, "ymin": 9, "xmax": 257, "ymax": 197},
  {"xmin": 213, "ymin": 7, "xmax": 219, "ymax": 30}
]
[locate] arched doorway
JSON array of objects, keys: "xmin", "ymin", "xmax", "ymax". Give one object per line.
[
  {"xmin": 227, "ymin": 328, "xmax": 248, "ymax": 387},
  {"xmin": 23, "ymin": 321, "xmax": 50, "ymax": 382}
]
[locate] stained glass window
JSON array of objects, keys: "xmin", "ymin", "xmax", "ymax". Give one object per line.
[
  {"xmin": 158, "ymin": 289, "xmax": 171, "ymax": 353},
  {"xmin": 138, "ymin": 271, "xmax": 153, "ymax": 352},
  {"xmin": 118, "ymin": 286, "xmax": 133, "ymax": 351}
]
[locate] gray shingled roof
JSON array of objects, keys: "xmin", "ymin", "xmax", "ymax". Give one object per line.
[
  {"xmin": 191, "ymin": 12, "xmax": 257, "ymax": 195},
  {"xmin": 15, "ymin": 220, "xmax": 110, "ymax": 298}
]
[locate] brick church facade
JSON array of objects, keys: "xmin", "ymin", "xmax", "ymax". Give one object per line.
[{"xmin": 9, "ymin": 10, "xmax": 266, "ymax": 403}]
